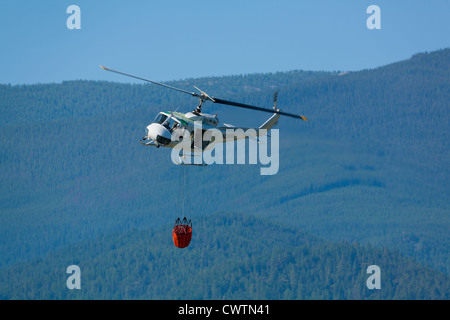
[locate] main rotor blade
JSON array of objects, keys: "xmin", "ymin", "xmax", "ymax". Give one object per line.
[
  {"xmin": 100, "ymin": 66, "xmax": 308, "ymax": 120},
  {"xmin": 99, "ymin": 65, "xmax": 199, "ymax": 98},
  {"xmin": 212, "ymin": 97, "xmax": 309, "ymax": 121}
]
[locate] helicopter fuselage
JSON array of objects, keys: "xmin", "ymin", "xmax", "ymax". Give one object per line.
[{"xmin": 141, "ymin": 109, "xmax": 282, "ymax": 156}]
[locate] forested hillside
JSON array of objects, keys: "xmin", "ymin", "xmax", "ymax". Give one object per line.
[
  {"xmin": 0, "ymin": 49, "xmax": 449, "ymax": 299},
  {"xmin": 0, "ymin": 214, "xmax": 448, "ymax": 300}
]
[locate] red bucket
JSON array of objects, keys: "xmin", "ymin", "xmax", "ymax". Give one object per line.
[{"xmin": 173, "ymin": 218, "xmax": 192, "ymax": 248}]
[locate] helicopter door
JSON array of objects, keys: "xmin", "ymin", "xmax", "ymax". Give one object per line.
[
  {"xmin": 191, "ymin": 128, "xmax": 203, "ymax": 150},
  {"xmin": 191, "ymin": 129, "xmax": 215, "ymax": 151}
]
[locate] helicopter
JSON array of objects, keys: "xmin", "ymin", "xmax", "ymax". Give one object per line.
[{"xmin": 100, "ymin": 66, "xmax": 308, "ymax": 154}]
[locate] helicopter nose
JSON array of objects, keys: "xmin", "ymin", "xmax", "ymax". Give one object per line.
[{"xmin": 147, "ymin": 123, "xmax": 172, "ymax": 145}]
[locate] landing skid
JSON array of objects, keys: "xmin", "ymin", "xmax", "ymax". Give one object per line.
[
  {"xmin": 139, "ymin": 138, "xmax": 158, "ymax": 147},
  {"xmin": 175, "ymin": 152, "xmax": 208, "ymax": 167},
  {"xmin": 178, "ymin": 163, "xmax": 208, "ymax": 167}
]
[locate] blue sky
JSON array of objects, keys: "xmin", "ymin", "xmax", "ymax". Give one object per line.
[{"xmin": 0, "ymin": 0, "xmax": 449, "ymax": 84}]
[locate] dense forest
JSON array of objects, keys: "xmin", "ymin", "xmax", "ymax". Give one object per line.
[
  {"xmin": 0, "ymin": 49, "xmax": 449, "ymax": 299},
  {"xmin": 1, "ymin": 214, "xmax": 448, "ymax": 300}
]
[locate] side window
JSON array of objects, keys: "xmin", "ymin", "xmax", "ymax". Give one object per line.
[
  {"xmin": 154, "ymin": 114, "xmax": 168, "ymax": 124},
  {"xmin": 162, "ymin": 119, "xmax": 172, "ymax": 129}
]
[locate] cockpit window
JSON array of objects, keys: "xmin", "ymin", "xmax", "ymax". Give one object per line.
[
  {"xmin": 154, "ymin": 114, "xmax": 168, "ymax": 124},
  {"xmin": 153, "ymin": 113, "xmax": 181, "ymax": 133}
]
